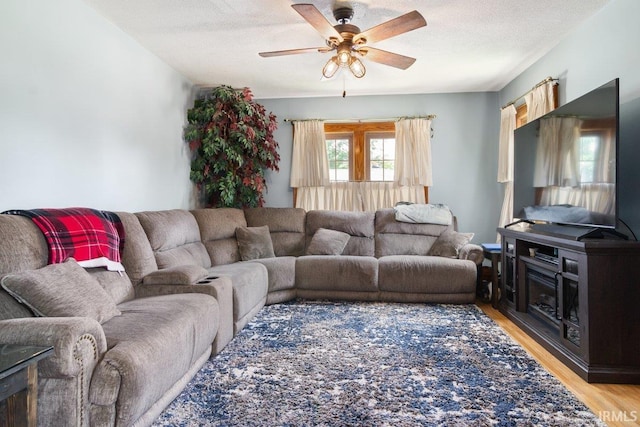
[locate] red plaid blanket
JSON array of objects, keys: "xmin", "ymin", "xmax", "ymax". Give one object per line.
[{"xmin": 3, "ymin": 207, "xmax": 125, "ymax": 271}]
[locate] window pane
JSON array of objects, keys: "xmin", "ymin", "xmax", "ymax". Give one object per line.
[
  {"xmin": 370, "ymin": 139, "xmax": 383, "ymax": 160},
  {"xmin": 327, "ymin": 136, "xmax": 350, "ymax": 182},
  {"xmin": 368, "ymin": 135, "xmax": 395, "ymax": 181}
]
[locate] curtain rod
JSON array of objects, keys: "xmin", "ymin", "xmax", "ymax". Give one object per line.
[
  {"xmin": 283, "ymin": 114, "xmax": 436, "ymax": 123},
  {"xmin": 501, "ymin": 76, "xmax": 559, "ymax": 110}
]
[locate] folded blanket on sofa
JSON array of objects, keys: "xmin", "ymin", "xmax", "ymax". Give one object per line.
[
  {"xmin": 393, "ymin": 203, "xmax": 452, "ymax": 225},
  {"xmin": 3, "ymin": 207, "xmax": 125, "ymax": 271}
]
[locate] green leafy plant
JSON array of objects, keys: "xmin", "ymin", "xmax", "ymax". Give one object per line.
[{"xmin": 184, "ymin": 86, "xmax": 280, "ymax": 208}]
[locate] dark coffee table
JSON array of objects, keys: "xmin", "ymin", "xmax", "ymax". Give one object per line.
[{"xmin": 1, "ymin": 344, "xmax": 53, "ymax": 427}]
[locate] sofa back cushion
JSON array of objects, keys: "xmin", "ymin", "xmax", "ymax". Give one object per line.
[
  {"xmin": 374, "ymin": 208, "xmax": 454, "ymax": 257},
  {"xmin": 244, "ymin": 208, "xmax": 306, "ymax": 256},
  {"xmin": 0, "ymin": 215, "xmax": 49, "ymax": 319},
  {"xmin": 135, "ymin": 210, "xmax": 211, "ymax": 269},
  {"xmin": 0, "ymin": 215, "xmax": 48, "ymax": 274},
  {"xmin": 116, "ymin": 211, "xmax": 158, "ymax": 287},
  {"xmin": 191, "ymin": 208, "xmax": 246, "ymax": 266},
  {"xmin": 305, "ymin": 210, "xmax": 375, "ymax": 257}
]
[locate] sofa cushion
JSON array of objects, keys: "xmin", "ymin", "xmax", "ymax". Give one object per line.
[
  {"xmin": 296, "ymin": 255, "xmax": 379, "ymax": 292},
  {"xmin": 247, "ymin": 256, "xmax": 296, "ymax": 293},
  {"xmin": 374, "ymin": 208, "xmax": 453, "ymax": 257},
  {"xmin": 88, "ymin": 268, "xmax": 135, "ymax": 305},
  {"xmin": 116, "ymin": 211, "xmax": 158, "ymax": 286},
  {"xmin": 429, "ymin": 231, "xmax": 474, "ymax": 258},
  {"xmin": 0, "ymin": 214, "xmax": 50, "ymax": 319},
  {"xmin": 306, "ymin": 228, "xmax": 350, "ymax": 255},
  {"xmin": 0, "ymin": 214, "xmax": 49, "ymax": 274},
  {"xmin": 135, "ymin": 210, "xmax": 211, "ymax": 269},
  {"xmin": 192, "ymin": 208, "xmax": 247, "ymax": 266},
  {"xmin": 236, "ymin": 226, "xmax": 275, "ymax": 261},
  {"xmin": 305, "ymin": 210, "xmax": 375, "ymax": 256},
  {"xmin": 378, "ymin": 255, "xmax": 477, "ymax": 294},
  {"xmin": 1, "ymin": 259, "xmax": 121, "ymax": 323},
  {"xmin": 93, "ymin": 293, "xmax": 219, "ymax": 426},
  {"xmin": 207, "ymin": 262, "xmax": 268, "ymax": 334},
  {"xmin": 244, "ymin": 207, "xmax": 306, "ymax": 256}
]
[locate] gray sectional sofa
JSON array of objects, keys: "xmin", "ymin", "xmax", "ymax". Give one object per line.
[{"xmin": 0, "ymin": 206, "xmax": 483, "ymax": 427}]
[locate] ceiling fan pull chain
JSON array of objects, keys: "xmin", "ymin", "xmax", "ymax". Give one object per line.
[{"xmin": 342, "ymin": 73, "xmax": 346, "ymax": 98}]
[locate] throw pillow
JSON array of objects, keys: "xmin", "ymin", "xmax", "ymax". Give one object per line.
[
  {"xmin": 306, "ymin": 228, "xmax": 351, "ymax": 255},
  {"xmin": 0, "ymin": 258, "xmax": 121, "ymax": 323},
  {"xmin": 428, "ymin": 231, "xmax": 474, "ymax": 258},
  {"xmin": 236, "ymin": 225, "xmax": 275, "ymax": 261}
]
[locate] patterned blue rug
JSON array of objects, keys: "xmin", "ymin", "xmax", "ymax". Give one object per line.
[{"xmin": 153, "ymin": 301, "xmax": 604, "ymax": 426}]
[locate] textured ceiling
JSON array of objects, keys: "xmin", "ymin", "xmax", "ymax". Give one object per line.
[{"xmin": 82, "ymin": 0, "xmax": 611, "ymax": 98}]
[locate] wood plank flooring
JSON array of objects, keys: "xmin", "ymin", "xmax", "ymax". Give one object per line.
[{"xmin": 477, "ymin": 301, "xmax": 640, "ymax": 427}]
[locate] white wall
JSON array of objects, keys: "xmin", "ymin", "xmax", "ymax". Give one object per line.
[
  {"xmin": 0, "ymin": 0, "xmax": 195, "ymax": 212},
  {"xmin": 498, "ymin": 0, "xmax": 640, "ymax": 236},
  {"xmin": 259, "ymin": 92, "xmax": 502, "ymax": 243}
]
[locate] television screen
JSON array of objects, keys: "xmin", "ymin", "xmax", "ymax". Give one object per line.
[{"xmin": 513, "ymin": 79, "xmax": 619, "ymax": 229}]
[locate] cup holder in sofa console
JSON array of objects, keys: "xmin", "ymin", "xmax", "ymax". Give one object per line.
[{"xmin": 197, "ymin": 276, "xmax": 219, "ymax": 284}]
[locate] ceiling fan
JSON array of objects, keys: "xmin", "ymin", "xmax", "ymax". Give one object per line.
[{"xmin": 259, "ymin": 3, "xmax": 427, "ymax": 79}]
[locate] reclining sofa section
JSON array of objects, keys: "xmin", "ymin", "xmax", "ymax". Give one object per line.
[{"xmin": 0, "ymin": 206, "xmax": 482, "ymax": 427}]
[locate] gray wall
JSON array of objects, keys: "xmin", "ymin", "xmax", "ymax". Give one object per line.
[
  {"xmin": 0, "ymin": 0, "xmax": 195, "ymax": 212},
  {"xmin": 499, "ymin": 0, "xmax": 640, "ymax": 237},
  {"xmin": 258, "ymin": 93, "xmax": 501, "ymax": 243}
]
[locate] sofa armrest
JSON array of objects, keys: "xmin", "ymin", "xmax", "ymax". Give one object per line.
[
  {"xmin": 0, "ymin": 317, "xmax": 107, "ymax": 378},
  {"xmin": 134, "ymin": 276, "xmax": 234, "ymax": 355},
  {"xmin": 459, "ymin": 243, "xmax": 484, "ymax": 265},
  {"xmin": 141, "ymin": 265, "xmax": 209, "ymax": 285}
]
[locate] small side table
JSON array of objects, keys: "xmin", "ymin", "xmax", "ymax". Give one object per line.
[
  {"xmin": 0, "ymin": 344, "xmax": 53, "ymax": 427},
  {"xmin": 481, "ymin": 243, "xmax": 502, "ymax": 309}
]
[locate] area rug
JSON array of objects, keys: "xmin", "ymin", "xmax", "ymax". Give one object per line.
[{"xmin": 153, "ymin": 301, "xmax": 604, "ymax": 426}]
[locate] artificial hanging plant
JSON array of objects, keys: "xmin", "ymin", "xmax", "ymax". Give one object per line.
[{"xmin": 184, "ymin": 85, "xmax": 280, "ymax": 208}]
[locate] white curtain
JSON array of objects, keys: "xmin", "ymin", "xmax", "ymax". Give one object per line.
[
  {"xmin": 497, "ymin": 105, "xmax": 516, "ymax": 238},
  {"xmin": 525, "ymin": 82, "xmax": 556, "ymax": 121},
  {"xmin": 290, "ymin": 120, "xmax": 330, "ymax": 187},
  {"xmin": 296, "ymin": 181, "xmax": 425, "ymax": 211},
  {"xmin": 394, "ymin": 118, "xmax": 433, "ymax": 186}
]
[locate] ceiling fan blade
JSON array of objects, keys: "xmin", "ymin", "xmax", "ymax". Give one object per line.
[
  {"xmin": 259, "ymin": 47, "xmax": 332, "ymax": 57},
  {"xmin": 358, "ymin": 47, "xmax": 416, "ymax": 70},
  {"xmin": 291, "ymin": 3, "xmax": 343, "ymax": 42},
  {"xmin": 354, "ymin": 10, "xmax": 426, "ymax": 44}
]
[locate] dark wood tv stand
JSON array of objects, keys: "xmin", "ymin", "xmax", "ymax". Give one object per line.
[{"xmin": 498, "ymin": 226, "xmax": 640, "ymax": 383}]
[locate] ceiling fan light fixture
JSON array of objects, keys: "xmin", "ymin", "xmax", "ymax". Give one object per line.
[
  {"xmin": 349, "ymin": 57, "xmax": 366, "ymax": 78},
  {"xmin": 322, "ymin": 56, "xmax": 340, "ymax": 78},
  {"xmin": 337, "ymin": 46, "xmax": 351, "ymax": 65}
]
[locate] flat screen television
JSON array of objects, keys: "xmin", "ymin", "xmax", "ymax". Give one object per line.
[{"xmin": 512, "ymin": 78, "xmax": 619, "ymax": 237}]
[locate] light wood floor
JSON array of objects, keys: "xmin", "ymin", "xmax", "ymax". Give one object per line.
[{"xmin": 477, "ymin": 301, "xmax": 640, "ymax": 427}]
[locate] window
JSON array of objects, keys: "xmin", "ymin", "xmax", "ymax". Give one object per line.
[
  {"xmin": 368, "ymin": 133, "xmax": 395, "ymax": 181},
  {"xmin": 324, "ymin": 122, "xmax": 395, "ymax": 182},
  {"xmin": 326, "ymin": 133, "xmax": 351, "ymax": 181}
]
